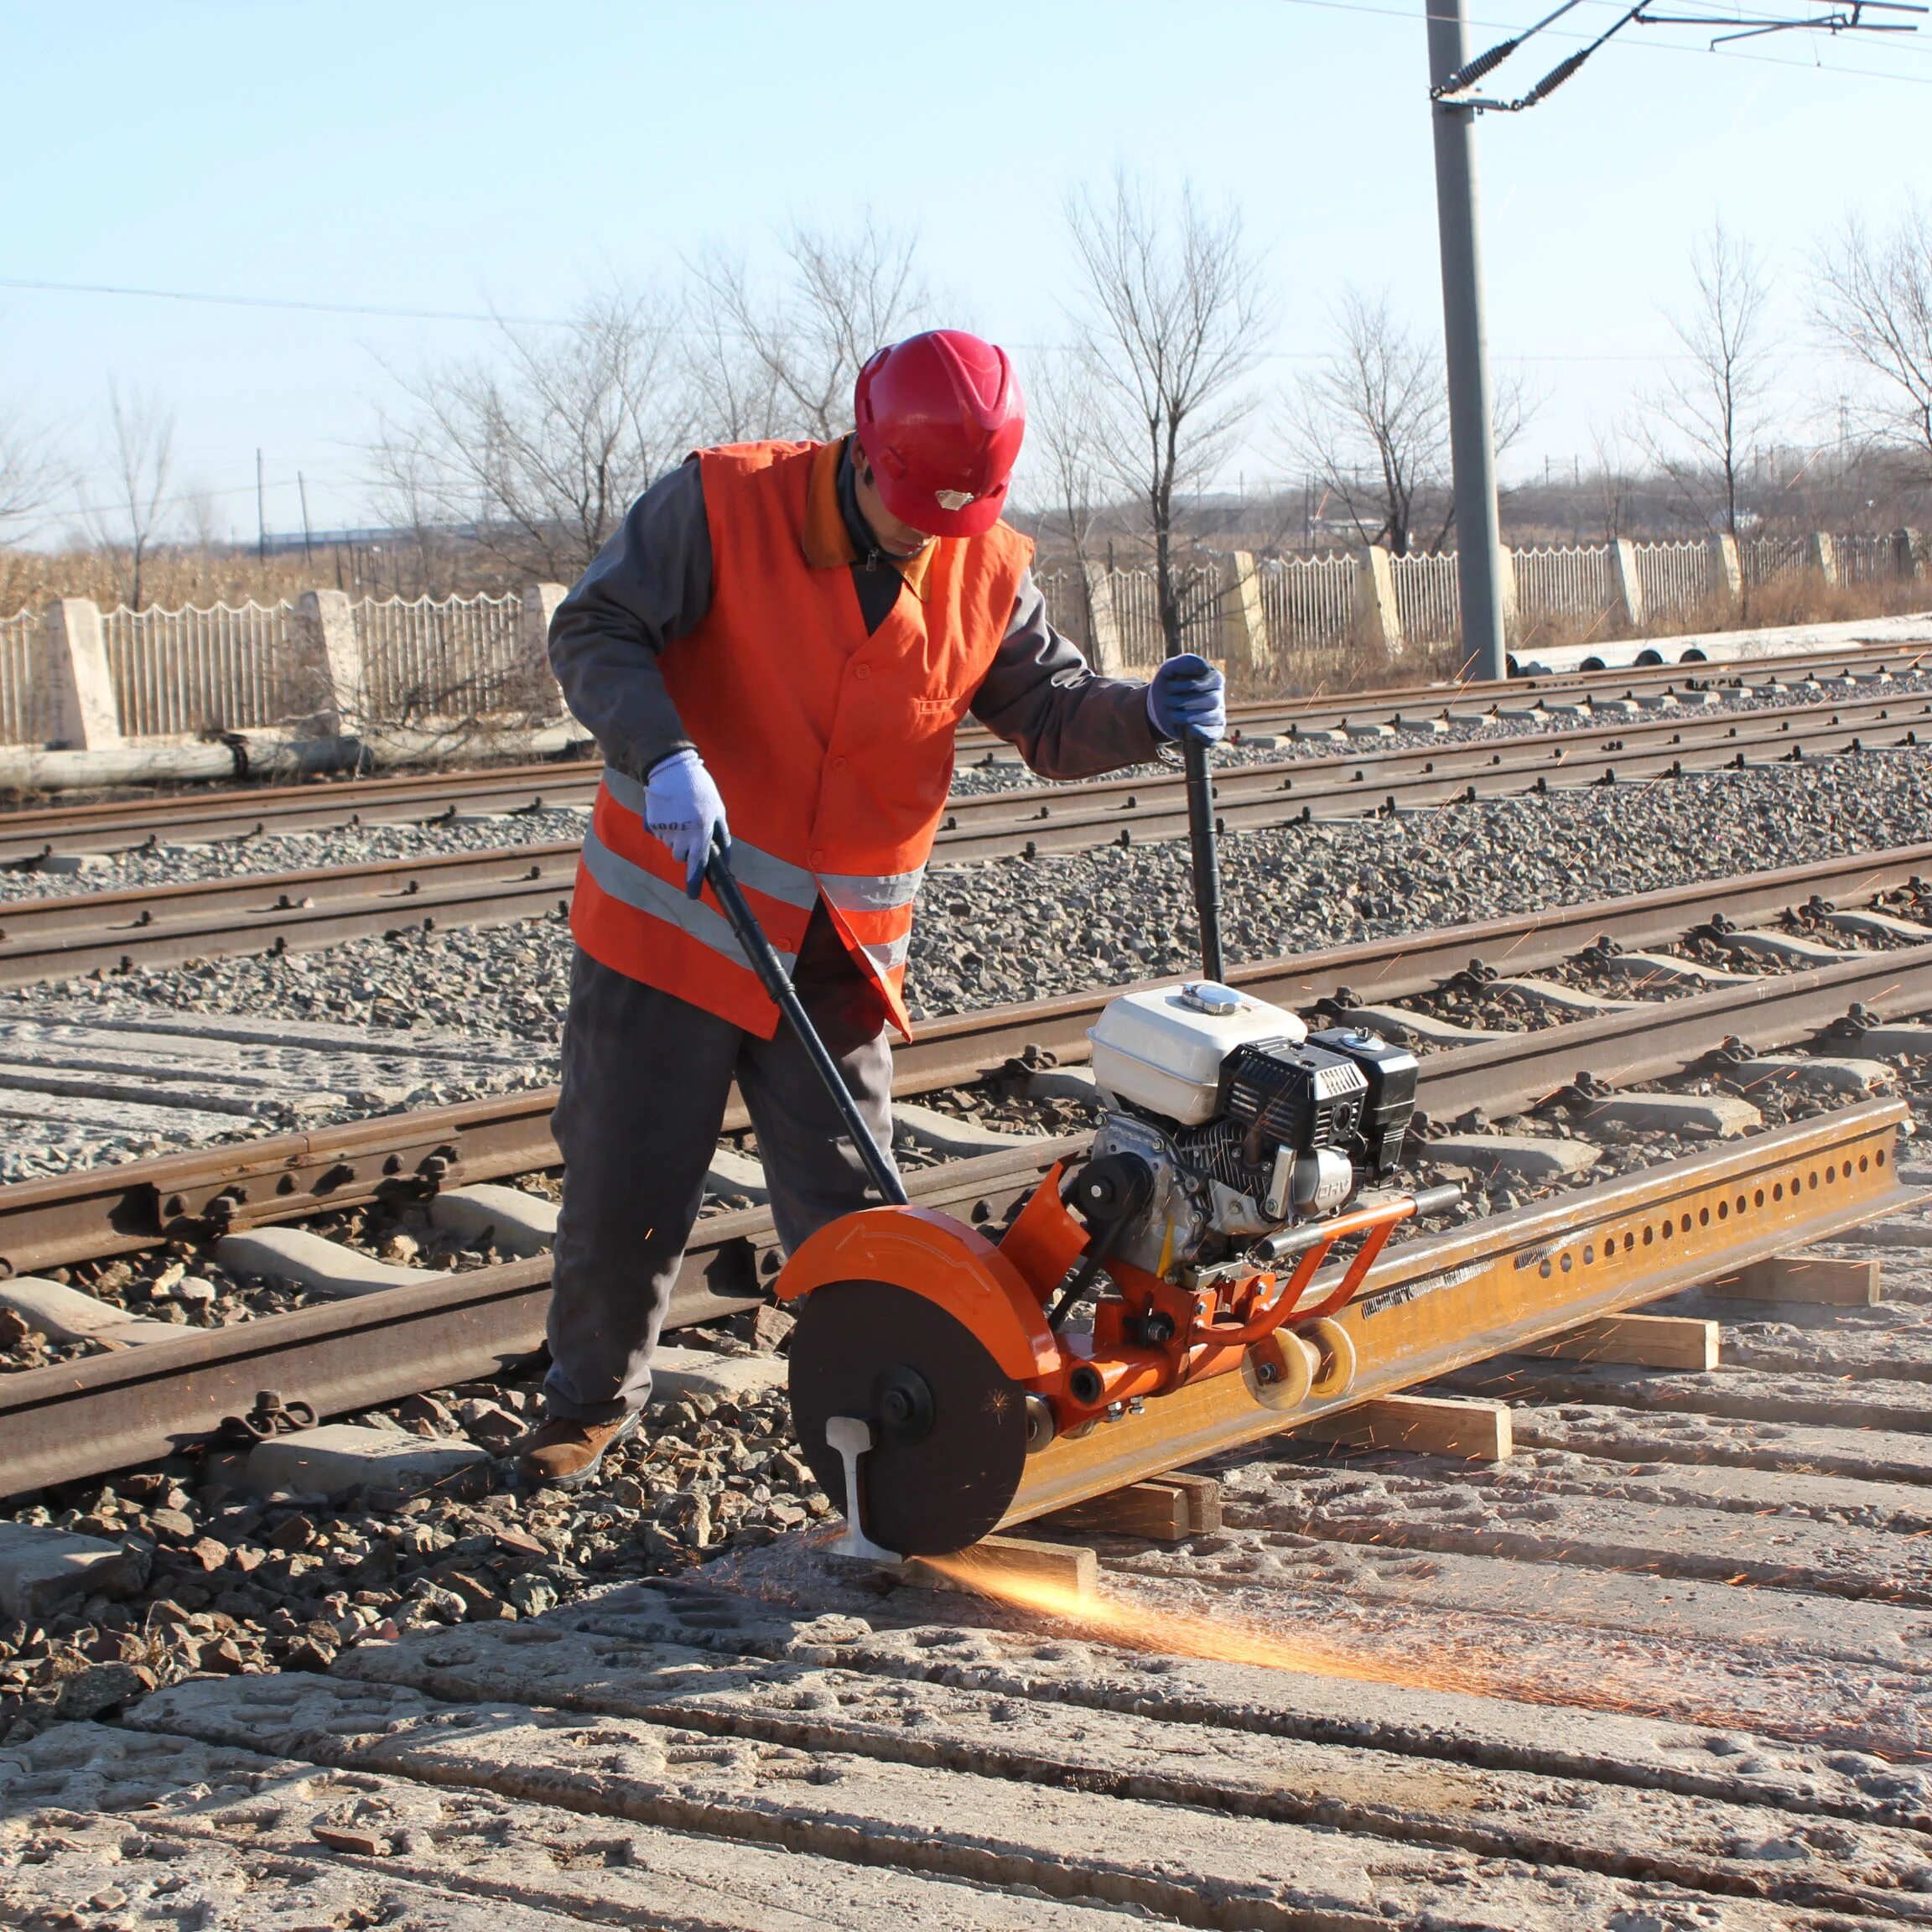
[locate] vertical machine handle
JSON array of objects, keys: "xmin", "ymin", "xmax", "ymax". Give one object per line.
[
  {"xmin": 704, "ymin": 831, "xmax": 910, "ymax": 1209},
  {"xmin": 1182, "ymin": 732, "xmax": 1226, "ymax": 984}
]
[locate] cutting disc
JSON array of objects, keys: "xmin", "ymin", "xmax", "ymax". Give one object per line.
[{"xmin": 787, "ymin": 1279, "xmax": 1030, "ymax": 1557}]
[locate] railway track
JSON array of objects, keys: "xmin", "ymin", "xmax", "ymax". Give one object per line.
[
  {"xmin": 4, "ymin": 680, "xmax": 1928, "ymax": 987},
  {"xmin": 0, "ymin": 633, "xmax": 1922, "ymax": 866},
  {"xmin": 1, "ymin": 990, "xmax": 1913, "ymax": 1502},
  {"xmin": 8, "ymin": 833, "xmax": 1932, "ymax": 1274},
  {"xmin": 8, "ymin": 1104, "xmax": 1932, "ymax": 1930},
  {"xmin": 7, "ymin": 839, "xmax": 1932, "ymax": 1495},
  {"xmin": 8, "ymin": 860, "xmax": 1932, "ymax": 1922}
]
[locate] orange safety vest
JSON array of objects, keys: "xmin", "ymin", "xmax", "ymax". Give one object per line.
[{"xmin": 570, "ymin": 438, "xmax": 1032, "ymax": 1040}]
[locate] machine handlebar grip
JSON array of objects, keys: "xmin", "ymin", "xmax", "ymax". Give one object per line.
[{"xmin": 1255, "ymin": 1180, "xmax": 1463, "ymax": 1263}]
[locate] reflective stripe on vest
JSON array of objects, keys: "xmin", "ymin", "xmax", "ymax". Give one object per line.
[
  {"xmin": 602, "ymin": 767, "xmax": 818, "ymax": 910},
  {"xmin": 818, "ymin": 865, "xmax": 924, "ymax": 913},
  {"xmin": 854, "ymin": 930, "xmax": 911, "ymax": 975},
  {"xmin": 579, "ymin": 823, "xmax": 800, "ymax": 978},
  {"xmin": 578, "ymin": 769, "xmax": 922, "ymax": 1029}
]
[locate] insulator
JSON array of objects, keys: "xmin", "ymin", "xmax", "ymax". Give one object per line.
[
  {"xmin": 1440, "ymin": 36, "xmax": 1519, "ymax": 91},
  {"xmin": 1524, "ymin": 48, "xmax": 1592, "ymax": 102}
]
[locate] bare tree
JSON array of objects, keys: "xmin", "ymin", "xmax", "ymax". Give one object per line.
[
  {"xmin": 1639, "ymin": 221, "xmax": 1774, "ymax": 539},
  {"xmin": 181, "ymin": 484, "xmax": 226, "ymax": 554},
  {"xmin": 1062, "ymin": 173, "xmax": 1269, "ymax": 657},
  {"xmin": 371, "ymin": 287, "xmax": 693, "ymax": 583},
  {"xmin": 1288, "ymin": 288, "xmax": 1535, "ymax": 556},
  {"xmin": 1588, "ymin": 422, "xmax": 1639, "ymax": 540},
  {"xmin": 0, "ymin": 407, "xmax": 64, "ymax": 541},
  {"xmin": 688, "ymin": 217, "xmax": 933, "ymax": 443},
  {"xmin": 1289, "ymin": 291, "xmax": 1444, "ymax": 556},
  {"xmin": 1026, "ymin": 355, "xmax": 1114, "ymax": 646},
  {"xmin": 1813, "ymin": 201, "xmax": 1932, "ymax": 478},
  {"xmin": 86, "ymin": 383, "xmax": 175, "ymax": 608}
]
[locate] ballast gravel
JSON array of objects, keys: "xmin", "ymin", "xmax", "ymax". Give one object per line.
[
  {"xmin": 4, "ymin": 664, "xmax": 1924, "ymax": 901},
  {"xmin": 5, "ymin": 751, "xmax": 1932, "ymax": 1178}
]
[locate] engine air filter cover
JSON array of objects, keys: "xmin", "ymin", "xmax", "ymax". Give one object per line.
[{"xmin": 1088, "ymin": 983, "xmax": 1307, "ymax": 1125}]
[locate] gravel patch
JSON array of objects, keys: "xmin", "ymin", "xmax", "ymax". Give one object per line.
[
  {"xmin": 906, "ymin": 750, "xmax": 1932, "ymax": 1017},
  {"xmin": 0, "ymin": 1318, "xmax": 830, "ymax": 1743},
  {"xmin": 4, "ymin": 753, "xmax": 1931, "ymax": 1181},
  {"xmin": 7, "ymin": 667, "xmax": 1924, "ymax": 899}
]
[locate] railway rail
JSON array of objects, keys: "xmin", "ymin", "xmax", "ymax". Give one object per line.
[
  {"xmin": 7, "ymin": 838, "xmax": 1932, "ymax": 1498},
  {"xmin": 4, "ymin": 681, "xmax": 1928, "ymax": 987},
  {"xmin": 15, "ymin": 1155, "xmax": 1932, "ymax": 1928},
  {"xmin": 0, "ymin": 632, "xmax": 1923, "ymax": 866},
  {"xmin": 8, "ymin": 834, "xmax": 1932, "ymax": 1276}
]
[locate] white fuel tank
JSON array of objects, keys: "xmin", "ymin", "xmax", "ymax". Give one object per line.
[{"xmin": 1087, "ymin": 980, "xmax": 1307, "ymax": 1125}]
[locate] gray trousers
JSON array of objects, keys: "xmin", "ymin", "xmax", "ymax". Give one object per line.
[{"xmin": 543, "ymin": 915, "xmax": 897, "ymax": 1421}]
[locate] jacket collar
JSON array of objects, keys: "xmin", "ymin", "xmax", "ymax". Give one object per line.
[{"xmin": 802, "ymin": 436, "xmax": 935, "ymax": 601}]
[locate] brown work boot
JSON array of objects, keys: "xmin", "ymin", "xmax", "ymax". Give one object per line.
[{"xmin": 512, "ymin": 1410, "xmax": 639, "ymax": 1490}]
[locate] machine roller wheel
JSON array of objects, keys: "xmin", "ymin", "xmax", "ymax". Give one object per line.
[
  {"xmin": 1304, "ymin": 1316, "xmax": 1358, "ymax": 1399},
  {"xmin": 787, "ymin": 1279, "xmax": 1031, "ymax": 1557}
]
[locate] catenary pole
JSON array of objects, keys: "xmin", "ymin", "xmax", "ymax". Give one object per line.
[{"xmin": 1426, "ymin": 0, "xmax": 1508, "ymax": 683}]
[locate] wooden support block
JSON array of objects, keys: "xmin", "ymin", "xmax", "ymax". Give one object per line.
[
  {"xmin": 1037, "ymin": 1472, "xmax": 1224, "ymax": 1543},
  {"xmin": 903, "ymin": 1533, "xmax": 1098, "ymax": 1600},
  {"xmin": 1294, "ymin": 1394, "xmax": 1513, "ymax": 1462},
  {"xmin": 1706, "ymin": 1254, "xmax": 1883, "ymax": 1306},
  {"xmin": 1524, "ymin": 1313, "xmax": 1721, "ymax": 1371},
  {"xmin": 1157, "ymin": 1471, "xmax": 1224, "ymax": 1533},
  {"xmin": 1039, "ymin": 1481, "xmax": 1187, "ymax": 1541}
]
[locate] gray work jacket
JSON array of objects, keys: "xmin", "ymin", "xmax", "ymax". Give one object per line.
[{"xmin": 548, "ymin": 449, "xmax": 1162, "ymax": 784}]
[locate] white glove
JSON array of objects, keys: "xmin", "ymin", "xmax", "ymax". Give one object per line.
[{"xmin": 643, "ymin": 748, "xmax": 730, "ymax": 898}]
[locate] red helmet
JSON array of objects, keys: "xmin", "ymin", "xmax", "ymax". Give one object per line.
[{"xmin": 853, "ymin": 330, "xmax": 1026, "ymax": 539}]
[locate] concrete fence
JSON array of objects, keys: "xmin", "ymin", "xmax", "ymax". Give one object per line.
[
  {"xmin": 1037, "ymin": 526, "xmax": 1926, "ymax": 678},
  {"xmin": 0, "ymin": 584, "xmax": 568, "ymax": 750},
  {"xmin": 0, "ymin": 608, "xmax": 45, "ymax": 747},
  {"xmin": 0, "ymin": 528, "xmax": 1924, "ymax": 749}
]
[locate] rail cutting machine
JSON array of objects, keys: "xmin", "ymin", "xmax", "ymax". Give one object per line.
[{"xmin": 702, "ymin": 738, "xmax": 1455, "ymax": 1561}]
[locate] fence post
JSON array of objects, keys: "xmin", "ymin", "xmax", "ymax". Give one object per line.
[
  {"xmin": 521, "ymin": 581, "xmax": 569, "ymax": 714},
  {"xmin": 1607, "ymin": 539, "xmax": 1646, "ymax": 630},
  {"xmin": 1806, "ymin": 531, "xmax": 1839, "ymax": 588},
  {"xmin": 1893, "ymin": 528, "xmax": 1924, "ymax": 581},
  {"xmin": 1081, "ymin": 560, "xmax": 1126, "ymax": 675},
  {"xmin": 1353, "ymin": 545, "xmax": 1402, "ymax": 654},
  {"xmin": 44, "ymin": 599, "xmax": 122, "ymax": 750},
  {"xmin": 1710, "ymin": 533, "xmax": 1743, "ymax": 602},
  {"xmin": 1218, "ymin": 551, "xmax": 1272, "ymax": 674},
  {"xmin": 297, "ymin": 589, "xmax": 364, "ymax": 735}
]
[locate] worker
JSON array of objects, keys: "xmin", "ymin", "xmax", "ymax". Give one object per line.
[{"xmin": 514, "ymin": 328, "xmax": 1227, "ymax": 1488}]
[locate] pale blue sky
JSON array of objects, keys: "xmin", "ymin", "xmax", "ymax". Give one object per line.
[{"xmin": 2, "ymin": 0, "xmax": 1927, "ymax": 538}]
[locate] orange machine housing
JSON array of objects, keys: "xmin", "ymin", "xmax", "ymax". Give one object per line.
[{"xmin": 774, "ymin": 1163, "xmax": 1423, "ymax": 1433}]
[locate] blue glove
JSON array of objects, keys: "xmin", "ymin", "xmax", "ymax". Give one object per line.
[
  {"xmin": 643, "ymin": 748, "xmax": 730, "ymax": 898},
  {"xmin": 1146, "ymin": 653, "xmax": 1227, "ymax": 745}
]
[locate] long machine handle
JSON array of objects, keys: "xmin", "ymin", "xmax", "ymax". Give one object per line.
[
  {"xmin": 1254, "ymin": 1182, "xmax": 1466, "ymax": 1263},
  {"xmin": 1182, "ymin": 732, "xmax": 1226, "ymax": 984},
  {"xmin": 704, "ymin": 831, "xmax": 910, "ymax": 1208}
]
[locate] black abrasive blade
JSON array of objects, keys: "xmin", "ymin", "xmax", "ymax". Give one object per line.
[{"xmin": 787, "ymin": 1279, "xmax": 1030, "ymax": 1557}]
